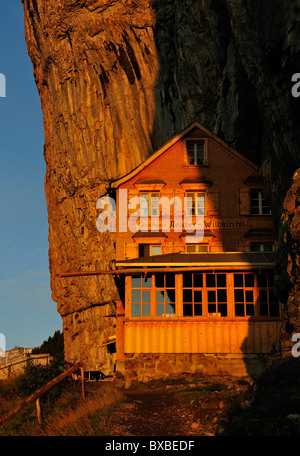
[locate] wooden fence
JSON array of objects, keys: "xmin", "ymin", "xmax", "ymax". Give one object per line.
[
  {"xmin": 0, "ymin": 362, "xmax": 84, "ymax": 426},
  {"xmin": 0, "ymin": 354, "xmax": 52, "ymax": 380}
]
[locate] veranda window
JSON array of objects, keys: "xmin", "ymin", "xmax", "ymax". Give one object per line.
[
  {"xmin": 206, "ymin": 273, "xmax": 228, "ymax": 317},
  {"xmin": 234, "ymin": 273, "xmax": 255, "ymax": 316},
  {"xmin": 182, "ymin": 273, "xmax": 227, "ymax": 317},
  {"xmin": 182, "ymin": 273, "xmax": 203, "ymax": 316},
  {"xmin": 131, "ymin": 275, "xmax": 152, "ymax": 317},
  {"xmin": 233, "ymin": 272, "xmax": 280, "ymax": 317},
  {"xmin": 130, "ymin": 273, "xmax": 176, "ymax": 318},
  {"xmin": 257, "ymin": 272, "xmax": 280, "ymax": 317},
  {"xmin": 155, "ymin": 273, "xmax": 176, "ymax": 317},
  {"xmin": 128, "ymin": 271, "xmax": 280, "ymax": 319}
]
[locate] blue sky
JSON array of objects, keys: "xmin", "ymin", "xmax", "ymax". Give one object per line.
[{"xmin": 0, "ymin": 2, "xmax": 62, "ymax": 350}]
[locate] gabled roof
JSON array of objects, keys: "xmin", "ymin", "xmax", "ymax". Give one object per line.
[{"xmin": 111, "ymin": 122, "xmax": 260, "ymax": 188}]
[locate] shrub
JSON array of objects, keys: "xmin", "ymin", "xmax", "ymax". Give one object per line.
[{"xmin": 14, "ymin": 358, "xmax": 68, "ymax": 407}]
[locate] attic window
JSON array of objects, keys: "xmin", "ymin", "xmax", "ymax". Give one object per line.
[{"xmin": 186, "ymin": 140, "xmax": 206, "ymax": 166}]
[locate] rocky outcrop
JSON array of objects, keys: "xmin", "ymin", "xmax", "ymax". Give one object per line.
[
  {"xmin": 23, "ymin": 0, "xmax": 160, "ymax": 373},
  {"xmin": 22, "ymin": 0, "xmax": 300, "ymax": 372},
  {"xmin": 270, "ymin": 169, "xmax": 300, "ymax": 363}
]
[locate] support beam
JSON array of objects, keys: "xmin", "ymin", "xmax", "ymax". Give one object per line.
[{"xmin": 60, "ymin": 264, "xmax": 275, "ymax": 277}]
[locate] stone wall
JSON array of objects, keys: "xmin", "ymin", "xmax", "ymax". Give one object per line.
[
  {"xmin": 0, "ymin": 354, "xmax": 52, "ymax": 380},
  {"xmin": 120, "ymin": 353, "xmax": 267, "ymax": 383}
]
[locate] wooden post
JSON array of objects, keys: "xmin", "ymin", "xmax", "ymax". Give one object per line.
[
  {"xmin": 80, "ymin": 367, "xmax": 85, "ymax": 398},
  {"xmin": 116, "ymin": 299, "xmax": 126, "ymax": 365},
  {"xmin": 0, "ymin": 362, "xmax": 82, "ymax": 426},
  {"xmin": 36, "ymin": 397, "xmax": 43, "ymax": 425}
]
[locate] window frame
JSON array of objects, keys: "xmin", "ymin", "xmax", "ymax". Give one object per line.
[
  {"xmin": 257, "ymin": 271, "xmax": 280, "ymax": 318},
  {"xmin": 130, "ymin": 275, "xmax": 153, "ymax": 318},
  {"xmin": 233, "ymin": 271, "xmax": 280, "ymax": 318},
  {"xmin": 138, "ymin": 243, "xmax": 162, "ymax": 257},
  {"xmin": 140, "ymin": 192, "xmax": 160, "ymax": 217},
  {"xmin": 250, "ymin": 242, "xmax": 275, "ymax": 252},
  {"xmin": 182, "ymin": 272, "xmax": 204, "ymax": 317},
  {"xmin": 185, "ymin": 139, "xmax": 207, "ymax": 166},
  {"xmin": 186, "ymin": 243, "xmax": 209, "ymax": 253},
  {"xmin": 128, "ymin": 273, "xmax": 177, "ymax": 319},
  {"xmin": 250, "ymin": 189, "xmax": 271, "ymax": 216},
  {"xmin": 126, "ymin": 270, "xmax": 281, "ymax": 320},
  {"xmin": 185, "ymin": 191, "xmax": 206, "ymax": 217},
  {"xmin": 233, "ymin": 272, "xmax": 256, "ymax": 317}
]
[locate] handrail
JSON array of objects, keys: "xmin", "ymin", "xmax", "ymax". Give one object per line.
[
  {"xmin": 0, "ymin": 354, "xmax": 52, "ymax": 371},
  {"xmin": 0, "ymin": 362, "xmax": 84, "ymax": 426}
]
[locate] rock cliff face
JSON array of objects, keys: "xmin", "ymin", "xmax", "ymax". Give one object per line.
[{"xmin": 23, "ymin": 0, "xmax": 300, "ymax": 373}]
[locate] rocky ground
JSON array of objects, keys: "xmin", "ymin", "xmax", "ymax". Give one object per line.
[{"xmin": 107, "ymin": 357, "xmax": 300, "ymax": 437}]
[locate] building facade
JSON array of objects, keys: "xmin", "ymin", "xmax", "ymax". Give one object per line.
[{"xmin": 109, "ymin": 122, "xmax": 281, "ymax": 379}]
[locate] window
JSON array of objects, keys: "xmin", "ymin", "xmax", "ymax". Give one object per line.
[
  {"xmin": 186, "ymin": 140, "xmax": 205, "ymax": 165},
  {"xmin": 129, "ymin": 271, "xmax": 280, "ymax": 319},
  {"xmin": 186, "ymin": 192, "xmax": 205, "ymax": 216},
  {"xmin": 186, "ymin": 244, "xmax": 209, "ymax": 253},
  {"xmin": 251, "ymin": 242, "xmax": 275, "ymax": 252},
  {"xmin": 250, "ymin": 190, "xmax": 271, "ymax": 215},
  {"xmin": 150, "ymin": 245, "xmax": 162, "ymax": 255},
  {"xmin": 206, "ymin": 273, "xmax": 228, "ymax": 317},
  {"xmin": 182, "ymin": 273, "xmax": 203, "ymax": 316},
  {"xmin": 155, "ymin": 274, "xmax": 176, "ymax": 317},
  {"xmin": 139, "ymin": 244, "xmax": 162, "ymax": 257},
  {"xmin": 130, "ymin": 273, "xmax": 176, "ymax": 318},
  {"xmin": 131, "ymin": 275, "xmax": 152, "ymax": 317},
  {"xmin": 233, "ymin": 272, "xmax": 279, "ymax": 317},
  {"xmin": 182, "ymin": 272, "xmax": 227, "ymax": 317},
  {"xmin": 234, "ymin": 273, "xmax": 255, "ymax": 316},
  {"xmin": 140, "ymin": 192, "xmax": 160, "ymax": 217},
  {"xmin": 257, "ymin": 272, "xmax": 280, "ymax": 317}
]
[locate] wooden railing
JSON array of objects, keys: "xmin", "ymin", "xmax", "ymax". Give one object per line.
[
  {"xmin": 0, "ymin": 354, "xmax": 52, "ymax": 379},
  {"xmin": 0, "ymin": 362, "xmax": 84, "ymax": 426}
]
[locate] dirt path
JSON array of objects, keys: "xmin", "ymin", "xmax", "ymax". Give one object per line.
[
  {"xmin": 108, "ymin": 377, "xmax": 246, "ymax": 436},
  {"xmin": 109, "ymin": 389, "xmax": 199, "ymax": 436}
]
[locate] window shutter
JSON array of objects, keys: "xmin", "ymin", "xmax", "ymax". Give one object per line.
[
  {"xmin": 239, "ymin": 188, "xmax": 250, "ymax": 215},
  {"xmin": 125, "ymin": 243, "xmax": 138, "ymax": 259},
  {"xmin": 127, "ymin": 190, "xmax": 138, "ymax": 216},
  {"xmin": 208, "ymin": 188, "xmax": 220, "ymax": 215}
]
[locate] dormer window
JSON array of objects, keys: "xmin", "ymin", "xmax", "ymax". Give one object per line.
[{"xmin": 186, "ymin": 140, "xmax": 205, "ymax": 166}]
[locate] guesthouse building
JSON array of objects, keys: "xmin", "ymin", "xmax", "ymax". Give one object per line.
[{"xmin": 110, "ymin": 122, "xmax": 281, "ymax": 379}]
